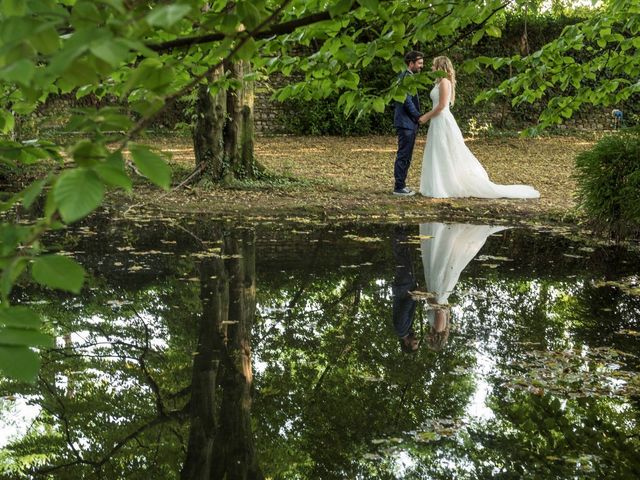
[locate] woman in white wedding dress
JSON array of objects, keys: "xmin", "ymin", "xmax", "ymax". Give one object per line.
[{"xmin": 418, "ymin": 56, "xmax": 540, "ymax": 199}]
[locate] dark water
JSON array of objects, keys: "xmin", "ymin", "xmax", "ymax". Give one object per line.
[{"xmin": 1, "ymin": 214, "xmax": 639, "ymax": 479}]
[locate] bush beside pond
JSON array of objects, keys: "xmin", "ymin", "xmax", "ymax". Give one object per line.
[{"xmin": 574, "ymin": 128, "xmax": 640, "ymax": 240}]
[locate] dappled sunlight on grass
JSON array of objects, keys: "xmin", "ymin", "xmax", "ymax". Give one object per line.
[{"xmin": 137, "ymin": 134, "xmax": 596, "ymax": 223}]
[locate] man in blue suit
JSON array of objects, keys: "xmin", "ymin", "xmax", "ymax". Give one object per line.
[{"xmin": 393, "ymin": 50, "xmax": 425, "ymax": 196}]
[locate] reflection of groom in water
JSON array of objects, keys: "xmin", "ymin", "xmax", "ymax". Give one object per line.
[{"xmin": 391, "ymin": 226, "xmax": 419, "ymax": 353}]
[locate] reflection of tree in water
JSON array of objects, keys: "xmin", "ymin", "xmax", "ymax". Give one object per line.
[
  {"xmin": 0, "ymin": 228, "xmax": 263, "ymax": 479},
  {"xmin": 446, "ymin": 279, "xmax": 640, "ymax": 479},
  {"xmin": 252, "ymin": 230, "xmax": 477, "ymax": 479},
  {"xmin": 182, "ymin": 228, "xmax": 263, "ymax": 480}
]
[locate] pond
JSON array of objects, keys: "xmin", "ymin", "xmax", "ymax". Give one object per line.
[{"xmin": 1, "ymin": 214, "xmax": 639, "ymax": 479}]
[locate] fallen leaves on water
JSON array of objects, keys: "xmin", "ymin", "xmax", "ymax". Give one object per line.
[
  {"xmin": 409, "ymin": 290, "xmax": 436, "ymax": 301},
  {"xmin": 594, "ymin": 276, "xmax": 640, "ymax": 296},
  {"xmin": 498, "ymin": 347, "xmax": 639, "ymax": 399},
  {"xmin": 616, "ymin": 329, "xmax": 640, "ymax": 337},
  {"xmin": 476, "ymin": 255, "xmax": 512, "ymax": 262},
  {"xmin": 367, "ymin": 417, "xmax": 465, "ymax": 458},
  {"xmin": 343, "ymin": 234, "xmax": 384, "ymax": 242}
]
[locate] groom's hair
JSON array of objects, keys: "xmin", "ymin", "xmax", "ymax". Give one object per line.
[{"xmin": 404, "ymin": 50, "xmax": 424, "ymax": 65}]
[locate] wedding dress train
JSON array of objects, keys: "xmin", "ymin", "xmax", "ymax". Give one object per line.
[{"xmin": 419, "ymin": 84, "xmax": 540, "ymax": 199}]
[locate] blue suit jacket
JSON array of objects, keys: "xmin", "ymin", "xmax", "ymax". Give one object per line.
[{"xmin": 393, "ymin": 70, "xmax": 421, "ymax": 130}]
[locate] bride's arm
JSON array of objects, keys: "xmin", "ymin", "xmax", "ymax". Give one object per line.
[{"xmin": 419, "ymin": 79, "xmax": 451, "ymax": 123}]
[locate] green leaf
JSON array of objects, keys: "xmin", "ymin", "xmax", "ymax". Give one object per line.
[
  {"xmin": 122, "ymin": 59, "xmax": 174, "ymax": 94},
  {"xmin": 471, "ymin": 29, "xmax": 484, "ymax": 45},
  {"xmin": 71, "ymin": 1, "xmax": 102, "ymax": 26},
  {"xmin": 372, "ymin": 97, "xmax": 385, "ymax": 113},
  {"xmin": 130, "ymin": 145, "xmax": 171, "ymax": 190},
  {"xmin": 0, "ymin": 257, "xmax": 28, "ymax": 299},
  {"xmin": 146, "ymin": 4, "xmax": 191, "ymax": 28},
  {"xmin": 31, "ymin": 254, "xmax": 85, "ymax": 293},
  {"xmin": 30, "ymin": 25, "xmax": 60, "ymax": 55},
  {"xmin": 0, "ymin": 224, "xmax": 30, "ymax": 257},
  {"xmin": 90, "ymin": 38, "xmax": 131, "ymax": 67},
  {"xmin": 237, "ymin": 1, "xmax": 262, "ymax": 30},
  {"xmin": 0, "ymin": 306, "xmax": 41, "ymax": 329},
  {"xmin": 59, "ymin": 57, "xmax": 100, "ymax": 88},
  {"xmin": 0, "ymin": 327, "xmax": 53, "ymax": 347},
  {"xmin": 0, "ymin": 110, "xmax": 15, "ymax": 134},
  {"xmin": 47, "ymin": 29, "xmax": 93, "ymax": 75},
  {"xmin": 1, "ymin": 0, "xmax": 27, "ymax": 16},
  {"xmin": 220, "ymin": 13, "xmax": 240, "ymax": 34},
  {"xmin": 94, "ymin": 152, "xmax": 132, "ymax": 191},
  {"xmin": 97, "ymin": 0, "xmax": 125, "ymax": 14},
  {"xmin": 0, "ymin": 346, "xmax": 40, "ymax": 383},
  {"xmin": 71, "ymin": 140, "xmax": 107, "ymax": 166},
  {"xmin": 21, "ymin": 177, "xmax": 47, "ymax": 209},
  {"xmin": 0, "ymin": 59, "xmax": 35, "ymax": 86},
  {"xmin": 53, "ymin": 168, "xmax": 104, "ymax": 223},
  {"xmin": 329, "ymin": 0, "xmax": 353, "ymax": 17},
  {"xmin": 357, "ymin": 0, "xmax": 379, "ymax": 12},
  {"xmin": 486, "ymin": 25, "xmax": 501, "ymax": 38},
  {"xmin": 235, "ymin": 37, "xmax": 257, "ymax": 61}
]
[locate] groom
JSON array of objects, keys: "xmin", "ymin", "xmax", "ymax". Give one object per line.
[{"xmin": 393, "ymin": 50, "xmax": 426, "ymax": 196}]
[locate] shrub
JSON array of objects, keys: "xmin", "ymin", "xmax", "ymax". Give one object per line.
[
  {"xmin": 574, "ymin": 128, "xmax": 640, "ymax": 239},
  {"xmin": 278, "ymin": 96, "xmax": 394, "ymax": 135}
]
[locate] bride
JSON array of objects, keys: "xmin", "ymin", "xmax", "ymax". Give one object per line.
[{"xmin": 418, "ymin": 56, "xmax": 540, "ymax": 199}]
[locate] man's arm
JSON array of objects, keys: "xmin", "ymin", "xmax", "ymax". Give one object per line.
[{"xmin": 403, "ymin": 94, "xmax": 421, "ymax": 122}]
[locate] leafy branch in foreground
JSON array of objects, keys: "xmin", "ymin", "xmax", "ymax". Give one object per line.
[
  {"xmin": 473, "ymin": 0, "xmax": 640, "ymax": 134},
  {"xmin": 0, "ymin": 0, "xmax": 297, "ymax": 381}
]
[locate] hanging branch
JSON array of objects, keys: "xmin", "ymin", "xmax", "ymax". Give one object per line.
[{"xmin": 435, "ymin": 2, "xmax": 511, "ymax": 55}]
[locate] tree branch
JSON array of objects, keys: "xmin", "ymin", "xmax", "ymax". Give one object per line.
[
  {"xmin": 119, "ymin": 0, "xmax": 295, "ymax": 149},
  {"xmin": 147, "ymin": 3, "xmax": 368, "ymax": 53},
  {"xmin": 435, "ymin": 2, "xmax": 510, "ymax": 55},
  {"xmin": 148, "ymin": 11, "xmax": 336, "ymax": 53}
]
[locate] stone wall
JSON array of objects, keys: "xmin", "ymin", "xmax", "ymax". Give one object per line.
[
  {"xmin": 253, "ymin": 73, "xmax": 299, "ymax": 135},
  {"xmin": 559, "ymin": 108, "xmax": 623, "ymax": 131},
  {"xmin": 254, "ymin": 82, "xmax": 288, "ymax": 135}
]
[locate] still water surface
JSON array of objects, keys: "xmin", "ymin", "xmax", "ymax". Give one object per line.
[{"xmin": 1, "ymin": 215, "xmax": 639, "ymax": 479}]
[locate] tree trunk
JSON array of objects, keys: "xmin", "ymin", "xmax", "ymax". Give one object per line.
[
  {"xmin": 239, "ymin": 62, "xmax": 257, "ymax": 177},
  {"xmin": 193, "ymin": 66, "xmax": 226, "ymax": 182},
  {"xmin": 192, "ymin": 61, "xmax": 258, "ymax": 183},
  {"xmin": 211, "ymin": 228, "xmax": 262, "ymax": 480}
]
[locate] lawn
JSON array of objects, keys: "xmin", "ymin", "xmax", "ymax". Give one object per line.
[{"xmin": 126, "ymin": 134, "xmax": 597, "ymax": 224}]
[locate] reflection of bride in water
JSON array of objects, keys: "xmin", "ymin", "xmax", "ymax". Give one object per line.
[
  {"xmin": 420, "ymin": 223, "xmax": 508, "ymax": 350},
  {"xmin": 392, "ymin": 223, "xmax": 507, "ymax": 352}
]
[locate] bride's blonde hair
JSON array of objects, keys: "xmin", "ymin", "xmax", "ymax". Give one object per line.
[{"xmin": 433, "ymin": 56, "xmax": 456, "ymax": 106}]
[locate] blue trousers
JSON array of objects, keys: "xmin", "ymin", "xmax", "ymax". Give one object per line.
[{"xmin": 394, "ymin": 127, "xmax": 417, "ymax": 190}]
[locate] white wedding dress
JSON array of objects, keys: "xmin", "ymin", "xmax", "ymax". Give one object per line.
[{"xmin": 419, "ymin": 82, "xmax": 540, "ymax": 199}]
